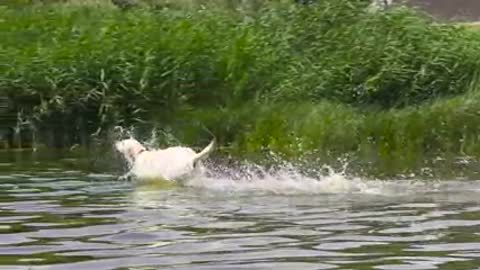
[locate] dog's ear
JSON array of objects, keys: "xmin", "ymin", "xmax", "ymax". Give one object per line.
[
  {"xmin": 127, "ymin": 146, "xmax": 137, "ymax": 161},
  {"xmin": 127, "ymin": 143, "xmax": 145, "ymax": 160}
]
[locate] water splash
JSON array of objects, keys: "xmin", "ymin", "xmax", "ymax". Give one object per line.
[
  {"xmin": 114, "ymin": 133, "xmax": 447, "ymax": 196},
  {"xmin": 183, "ymin": 159, "xmax": 434, "ymax": 196}
]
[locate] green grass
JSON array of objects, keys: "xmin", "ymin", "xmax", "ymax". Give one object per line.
[
  {"xmin": 3, "ymin": 0, "xmax": 480, "ymax": 177},
  {"xmin": 169, "ymin": 89, "xmax": 480, "ymax": 178}
]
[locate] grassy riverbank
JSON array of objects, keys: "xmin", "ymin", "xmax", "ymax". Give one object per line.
[{"xmin": 3, "ymin": 0, "xmax": 480, "ymax": 177}]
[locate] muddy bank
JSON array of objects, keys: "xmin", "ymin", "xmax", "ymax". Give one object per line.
[{"xmin": 408, "ymin": 0, "xmax": 480, "ymax": 21}]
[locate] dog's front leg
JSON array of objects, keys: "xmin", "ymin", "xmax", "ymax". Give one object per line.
[{"xmin": 118, "ymin": 171, "xmax": 135, "ymax": 181}]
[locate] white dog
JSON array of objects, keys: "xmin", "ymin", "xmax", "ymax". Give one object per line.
[{"xmin": 115, "ymin": 138, "xmax": 215, "ymax": 182}]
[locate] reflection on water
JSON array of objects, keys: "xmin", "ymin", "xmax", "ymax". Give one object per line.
[{"xmin": 1, "ymin": 150, "xmax": 480, "ymax": 270}]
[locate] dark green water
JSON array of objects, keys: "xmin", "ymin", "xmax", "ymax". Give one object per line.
[{"xmin": 2, "ymin": 150, "xmax": 480, "ymax": 270}]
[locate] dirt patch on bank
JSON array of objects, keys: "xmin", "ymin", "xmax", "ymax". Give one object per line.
[{"xmin": 407, "ymin": 0, "xmax": 480, "ymax": 21}]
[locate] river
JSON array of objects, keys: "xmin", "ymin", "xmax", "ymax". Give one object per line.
[{"xmin": 1, "ymin": 150, "xmax": 480, "ymax": 269}]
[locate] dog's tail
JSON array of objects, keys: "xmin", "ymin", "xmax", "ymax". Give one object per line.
[{"xmin": 192, "ymin": 138, "xmax": 216, "ymax": 165}]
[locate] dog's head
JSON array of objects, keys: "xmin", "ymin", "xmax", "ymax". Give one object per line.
[{"xmin": 115, "ymin": 138, "xmax": 146, "ymax": 166}]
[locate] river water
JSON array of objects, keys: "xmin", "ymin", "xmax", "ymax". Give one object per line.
[{"xmin": 2, "ymin": 150, "xmax": 480, "ymax": 270}]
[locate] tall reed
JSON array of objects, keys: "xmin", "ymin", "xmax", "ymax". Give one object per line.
[{"xmin": 2, "ymin": 0, "xmax": 480, "ymax": 176}]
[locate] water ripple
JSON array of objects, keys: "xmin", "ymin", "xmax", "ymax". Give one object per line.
[{"xmin": 1, "ymin": 167, "xmax": 480, "ymax": 269}]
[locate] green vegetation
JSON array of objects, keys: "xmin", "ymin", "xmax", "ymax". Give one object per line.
[{"xmin": 2, "ymin": 0, "xmax": 480, "ymax": 177}]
